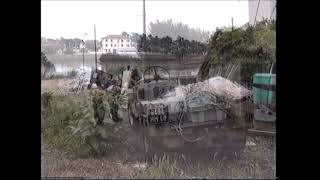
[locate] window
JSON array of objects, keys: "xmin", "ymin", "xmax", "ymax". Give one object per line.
[
  {"xmin": 111, "ymin": 44, "xmax": 113, "ymax": 47},
  {"xmin": 106, "ymin": 44, "xmax": 108, "ymax": 47},
  {"xmin": 126, "ymin": 44, "xmax": 129, "ymax": 47},
  {"xmin": 114, "ymin": 44, "xmax": 116, "ymax": 47},
  {"xmin": 127, "ymin": 39, "xmax": 129, "ymax": 42},
  {"xmin": 111, "ymin": 39, "xmax": 113, "ymax": 42},
  {"xmin": 121, "ymin": 39, "xmax": 123, "ymax": 42},
  {"xmin": 106, "ymin": 49, "xmax": 108, "ymax": 52},
  {"xmin": 121, "ymin": 44, "xmax": 123, "ymax": 47},
  {"xmin": 117, "ymin": 40, "xmax": 119, "ymax": 43}
]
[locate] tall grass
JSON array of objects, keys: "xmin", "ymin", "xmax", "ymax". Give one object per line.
[{"xmin": 41, "ymin": 90, "xmax": 129, "ymax": 158}]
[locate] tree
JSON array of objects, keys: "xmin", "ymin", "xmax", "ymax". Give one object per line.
[
  {"xmin": 198, "ymin": 20, "xmax": 276, "ymax": 86},
  {"xmin": 149, "ymin": 19, "xmax": 211, "ymax": 43},
  {"xmin": 121, "ymin": 31, "xmax": 130, "ymax": 38},
  {"xmin": 136, "ymin": 33, "xmax": 207, "ymax": 56},
  {"xmin": 160, "ymin": 36, "xmax": 173, "ymax": 54},
  {"xmin": 130, "ymin": 33, "xmax": 140, "ymax": 43},
  {"xmin": 85, "ymin": 40, "xmax": 96, "ymax": 51}
]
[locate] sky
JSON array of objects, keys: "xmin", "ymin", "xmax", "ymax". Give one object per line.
[{"xmin": 41, "ymin": 0, "xmax": 249, "ymax": 40}]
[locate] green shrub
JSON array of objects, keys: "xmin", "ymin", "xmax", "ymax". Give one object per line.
[
  {"xmin": 199, "ymin": 20, "xmax": 276, "ymax": 87},
  {"xmin": 42, "ymin": 90, "xmax": 130, "ymax": 157},
  {"xmin": 42, "ymin": 95, "xmax": 86, "ymax": 154},
  {"xmin": 69, "ymin": 90, "xmax": 130, "ymax": 157},
  {"xmin": 41, "ymin": 91, "xmax": 53, "ymax": 110}
]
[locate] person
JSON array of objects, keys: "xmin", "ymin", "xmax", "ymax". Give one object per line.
[
  {"xmin": 92, "ymin": 89, "xmax": 105, "ymax": 125},
  {"xmin": 129, "ymin": 69, "xmax": 140, "ymax": 88}
]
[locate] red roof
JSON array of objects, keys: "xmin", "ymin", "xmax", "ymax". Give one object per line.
[{"xmin": 101, "ymin": 35, "xmax": 129, "ymax": 39}]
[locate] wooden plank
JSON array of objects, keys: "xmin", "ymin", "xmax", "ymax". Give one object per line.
[{"xmin": 248, "ymin": 129, "xmax": 276, "ymax": 136}]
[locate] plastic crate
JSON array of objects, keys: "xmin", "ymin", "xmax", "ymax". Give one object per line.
[{"xmin": 253, "ymin": 73, "xmax": 276, "ymax": 105}]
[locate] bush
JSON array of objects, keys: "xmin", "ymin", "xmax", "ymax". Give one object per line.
[
  {"xmin": 42, "ymin": 89, "xmax": 130, "ymax": 157},
  {"xmin": 42, "ymin": 95, "xmax": 85, "ymax": 154},
  {"xmin": 41, "ymin": 91, "xmax": 53, "ymax": 110},
  {"xmin": 69, "ymin": 90, "xmax": 129, "ymax": 157},
  {"xmin": 199, "ymin": 20, "xmax": 276, "ymax": 87}
]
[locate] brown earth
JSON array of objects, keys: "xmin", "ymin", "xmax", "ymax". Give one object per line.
[{"xmin": 41, "ymin": 135, "xmax": 275, "ymax": 179}]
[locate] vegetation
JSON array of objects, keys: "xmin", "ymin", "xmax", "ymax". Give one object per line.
[
  {"xmin": 149, "ymin": 19, "xmax": 211, "ymax": 43},
  {"xmin": 198, "ymin": 20, "xmax": 276, "ymax": 87},
  {"xmin": 136, "ymin": 149, "xmax": 274, "ymax": 179},
  {"xmin": 41, "ymin": 37, "xmax": 102, "ymax": 55},
  {"xmin": 42, "ymin": 90, "xmax": 129, "ymax": 157},
  {"xmin": 137, "ymin": 156, "xmax": 181, "ymax": 179},
  {"xmin": 84, "ymin": 40, "xmax": 101, "ymax": 52},
  {"xmin": 41, "ymin": 52, "xmax": 56, "ymax": 78},
  {"xmin": 137, "ymin": 34, "xmax": 207, "ymax": 57}
]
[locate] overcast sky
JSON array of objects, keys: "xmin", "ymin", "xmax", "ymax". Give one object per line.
[{"xmin": 41, "ymin": 0, "xmax": 249, "ymax": 40}]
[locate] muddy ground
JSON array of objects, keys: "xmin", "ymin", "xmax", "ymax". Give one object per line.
[{"xmin": 41, "ymin": 135, "xmax": 276, "ymax": 179}]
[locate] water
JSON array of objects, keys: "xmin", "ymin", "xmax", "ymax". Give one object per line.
[{"xmin": 46, "ymin": 54, "xmax": 101, "ymax": 76}]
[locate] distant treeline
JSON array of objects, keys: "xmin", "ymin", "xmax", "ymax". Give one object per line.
[
  {"xmin": 149, "ymin": 19, "xmax": 211, "ymax": 43},
  {"xmin": 137, "ymin": 34, "xmax": 207, "ymax": 57},
  {"xmin": 41, "ymin": 38, "xmax": 102, "ymax": 55}
]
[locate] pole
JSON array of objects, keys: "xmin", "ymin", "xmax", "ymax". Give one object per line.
[
  {"xmin": 143, "ymin": 0, "xmax": 146, "ymax": 35},
  {"xmin": 82, "ymin": 42, "xmax": 84, "ymax": 70},
  {"xmin": 231, "ymin": 17, "xmax": 234, "ymax": 31},
  {"xmin": 254, "ymin": 0, "xmax": 261, "ymax": 26},
  {"xmin": 94, "ymin": 24, "xmax": 97, "ymax": 72}
]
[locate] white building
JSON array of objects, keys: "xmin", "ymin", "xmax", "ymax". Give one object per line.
[
  {"xmin": 249, "ymin": 0, "xmax": 276, "ymax": 25},
  {"xmin": 101, "ymin": 34, "xmax": 137, "ymax": 56}
]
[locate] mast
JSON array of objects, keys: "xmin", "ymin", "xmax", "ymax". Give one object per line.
[
  {"xmin": 94, "ymin": 24, "xmax": 97, "ymax": 71},
  {"xmin": 143, "ymin": 0, "xmax": 146, "ymax": 35}
]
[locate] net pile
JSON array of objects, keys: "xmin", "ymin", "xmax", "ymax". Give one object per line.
[
  {"xmin": 176, "ymin": 76, "xmax": 251, "ymax": 100},
  {"xmin": 140, "ymin": 76, "xmax": 251, "ymax": 113}
]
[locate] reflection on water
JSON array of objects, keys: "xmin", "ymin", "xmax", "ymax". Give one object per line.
[
  {"xmin": 47, "ymin": 54, "xmax": 102, "ymax": 76},
  {"xmin": 54, "ymin": 64, "xmax": 99, "ymax": 76}
]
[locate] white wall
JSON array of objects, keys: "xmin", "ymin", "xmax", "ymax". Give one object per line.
[
  {"xmin": 101, "ymin": 37, "xmax": 136, "ymax": 54},
  {"xmin": 249, "ymin": 0, "xmax": 276, "ymax": 25}
]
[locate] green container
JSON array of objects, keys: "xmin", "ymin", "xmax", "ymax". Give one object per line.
[{"xmin": 253, "ymin": 73, "xmax": 276, "ymax": 105}]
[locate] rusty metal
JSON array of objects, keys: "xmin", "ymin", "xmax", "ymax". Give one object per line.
[{"xmin": 124, "ymin": 65, "xmax": 254, "ymax": 160}]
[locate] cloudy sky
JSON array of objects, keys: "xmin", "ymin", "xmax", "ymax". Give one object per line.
[{"xmin": 41, "ymin": 0, "xmax": 250, "ymax": 40}]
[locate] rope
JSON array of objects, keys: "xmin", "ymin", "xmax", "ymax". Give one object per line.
[
  {"xmin": 177, "ymin": 122, "xmax": 207, "ymax": 143},
  {"xmin": 270, "ymin": 3, "xmax": 276, "ymax": 20}
]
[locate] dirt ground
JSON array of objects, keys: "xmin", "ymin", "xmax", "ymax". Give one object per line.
[{"xmin": 41, "ymin": 135, "xmax": 276, "ymax": 179}]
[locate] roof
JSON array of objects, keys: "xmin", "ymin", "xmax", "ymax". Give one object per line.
[{"xmin": 101, "ymin": 35, "xmax": 129, "ymax": 40}]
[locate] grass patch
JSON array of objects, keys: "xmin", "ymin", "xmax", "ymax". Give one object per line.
[
  {"xmin": 136, "ymin": 155, "xmax": 183, "ymax": 179},
  {"xmin": 135, "ymin": 149, "xmax": 275, "ymax": 179},
  {"xmin": 42, "ymin": 90, "xmax": 130, "ymax": 158},
  {"xmin": 42, "ymin": 94, "xmax": 87, "ymax": 156}
]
